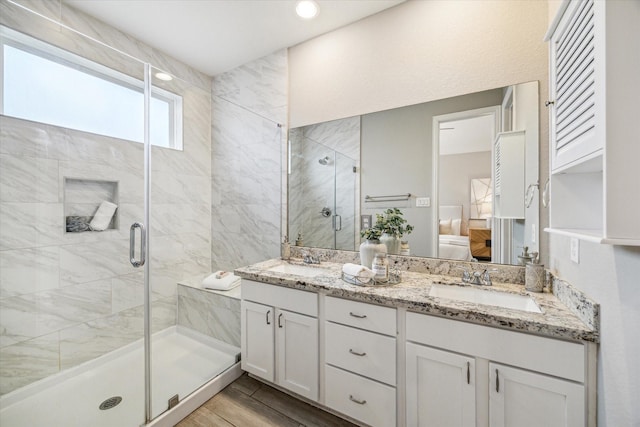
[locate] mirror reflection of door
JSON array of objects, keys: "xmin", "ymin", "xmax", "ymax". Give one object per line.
[{"xmin": 435, "ymin": 107, "xmax": 499, "ymax": 262}]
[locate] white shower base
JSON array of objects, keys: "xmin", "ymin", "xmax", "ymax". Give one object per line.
[{"xmin": 0, "ymin": 326, "xmax": 240, "ymax": 427}]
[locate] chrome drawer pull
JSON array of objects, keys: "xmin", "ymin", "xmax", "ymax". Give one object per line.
[
  {"xmin": 349, "ymin": 395, "xmax": 366, "ymax": 405},
  {"xmin": 349, "ymin": 349, "xmax": 366, "ymax": 357},
  {"xmin": 349, "ymin": 312, "xmax": 367, "ymax": 319}
]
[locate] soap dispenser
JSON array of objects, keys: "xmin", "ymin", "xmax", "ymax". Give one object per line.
[
  {"xmin": 517, "ymin": 246, "xmax": 534, "ymax": 265},
  {"xmin": 281, "ymin": 235, "xmax": 290, "ymax": 260}
]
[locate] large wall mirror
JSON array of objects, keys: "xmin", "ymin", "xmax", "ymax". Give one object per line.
[{"xmin": 288, "ymin": 81, "xmax": 539, "ymax": 266}]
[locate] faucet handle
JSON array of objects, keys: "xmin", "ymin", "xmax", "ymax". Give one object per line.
[
  {"xmin": 455, "ymin": 266, "xmax": 472, "ymax": 283},
  {"xmin": 482, "ymin": 268, "xmax": 498, "ymax": 286}
]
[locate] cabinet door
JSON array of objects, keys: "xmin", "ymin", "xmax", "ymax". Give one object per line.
[
  {"xmin": 241, "ymin": 300, "xmax": 274, "ymax": 381},
  {"xmin": 549, "ymin": 0, "xmax": 599, "ymax": 172},
  {"xmin": 490, "ymin": 363, "xmax": 584, "ymax": 427},
  {"xmin": 276, "ymin": 309, "xmax": 318, "ymax": 401},
  {"xmin": 406, "ymin": 343, "xmax": 476, "ymax": 427}
]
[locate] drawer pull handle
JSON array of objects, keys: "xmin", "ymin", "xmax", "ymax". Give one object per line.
[
  {"xmin": 349, "ymin": 395, "xmax": 367, "ymax": 405},
  {"xmin": 349, "ymin": 312, "xmax": 367, "ymax": 319},
  {"xmin": 266, "ymin": 310, "xmax": 271, "ymax": 325},
  {"xmin": 349, "ymin": 349, "xmax": 366, "ymax": 357},
  {"xmin": 496, "ymin": 369, "xmax": 500, "ymax": 393},
  {"xmin": 467, "ymin": 362, "xmax": 470, "ymax": 384},
  {"xmin": 278, "ymin": 313, "xmax": 283, "ymax": 328}
]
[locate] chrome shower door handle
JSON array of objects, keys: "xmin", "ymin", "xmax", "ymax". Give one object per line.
[
  {"xmin": 129, "ymin": 222, "xmax": 146, "ymax": 267},
  {"xmin": 332, "ymin": 214, "xmax": 343, "ymax": 231}
]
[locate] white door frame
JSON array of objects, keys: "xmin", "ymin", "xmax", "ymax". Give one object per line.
[{"xmin": 431, "ymin": 106, "xmax": 501, "ymax": 258}]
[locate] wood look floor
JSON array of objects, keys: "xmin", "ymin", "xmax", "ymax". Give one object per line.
[{"xmin": 177, "ymin": 374, "xmax": 358, "ymax": 427}]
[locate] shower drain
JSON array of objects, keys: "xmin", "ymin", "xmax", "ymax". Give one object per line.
[{"xmin": 99, "ymin": 396, "xmax": 122, "ymax": 410}]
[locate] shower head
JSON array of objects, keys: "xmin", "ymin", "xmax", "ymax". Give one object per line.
[{"xmin": 318, "ymin": 156, "xmax": 331, "ymax": 165}]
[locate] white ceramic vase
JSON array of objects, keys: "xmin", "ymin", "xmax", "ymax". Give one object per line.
[
  {"xmin": 380, "ymin": 233, "xmax": 401, "ymax": 255},
  {"xmin": 359, "ymin": 239, "xmax": 387, "ymax": 269}
]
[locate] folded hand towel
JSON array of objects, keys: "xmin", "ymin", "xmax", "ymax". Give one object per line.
[
  {"xmin": 202, "ymin": 271, "xmax": 241, "ymax": 291},
  {"xmin": 342, "ymin": 263, "xmax": 375, "ymax": 279},
  {"xmin": 89, "ymin": 201, "xmax": 118, "ymax": 231}
]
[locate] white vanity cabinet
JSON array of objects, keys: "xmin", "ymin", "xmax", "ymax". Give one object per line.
[
  {"xmin": 324, "ymin": 296, "xmax": 397, "ymax": 427},
  {"xmin": 241, "ymin": 280, "xmax": 319, "ymax": 401},
  {"xmin": 406, "ymin": 312, "xmax": 593, "ymax": 427},
  {"xmin": 489, "ymin": 363, "xmax": 585, "ymax": 427},
  {"xmin": 545, "ymin": 0, "xmax": 640, "ymax": 244},
  {"xmin": 406, "ymin": 343, "xmax": 476, "ymax": 427}
]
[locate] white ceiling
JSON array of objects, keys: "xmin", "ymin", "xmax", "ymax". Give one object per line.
[
  {"xmin": 64, "ymin": 0, "xmax": 405, "ymax": 77},
  {"xmin": 439, "ymin": 115, "xmax": 496, "ymax": 156}
]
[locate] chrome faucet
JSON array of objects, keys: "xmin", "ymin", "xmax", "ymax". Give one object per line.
[
  {"xmin": 458, "ymin": 266, "xmax": 496, "ymax": 286},
  {"xmin": 302, "ymin": 252, "xmax": 320, "ymax": 264}
]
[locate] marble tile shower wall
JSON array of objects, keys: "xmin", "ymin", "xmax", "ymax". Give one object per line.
[
  {"xmin": 0, "ymin": 2, "xmax": 212, "ymax": 395},
  {"xmin": 288, "ymin": 117, "xmax": 360, "ymax": 250},
  {"xmin": 211, "ymin": 50, "xmax": 288, "ymax": 271}
]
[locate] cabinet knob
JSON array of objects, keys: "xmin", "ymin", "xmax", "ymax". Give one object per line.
[{"xmin": 545, "ymin": 100, "xmax": 555, "ymax": 107}]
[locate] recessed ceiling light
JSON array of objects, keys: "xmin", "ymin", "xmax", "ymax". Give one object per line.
[
  {"xmin": 154, "ymin": 72, "xmax": 173, "ymax": 81},
  {"xmin": 296, "ymin": 0, "xmax": 319, "ymax": 19}
]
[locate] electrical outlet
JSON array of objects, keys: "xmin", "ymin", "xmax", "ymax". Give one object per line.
[
  {"xmin": 416, "ymin": 197, "xmax": 430, "ymax": 207},
  {"xmin": 570, "ymin": 238, "xmax": 580, "ymax": 263}
]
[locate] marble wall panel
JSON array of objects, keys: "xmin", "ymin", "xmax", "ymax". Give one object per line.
[
  {"xmin": 0, "ymin": 246, "xmax": 60, "ymax": 298},
  {"xmin": 0, "ymin": 154, "xmax": 59, "ymax": 203},
  {"xmin": 0, "ymin": 334, "xmax": 59, "ymax": 395},
  {"xmin": 0, "ymin": 202, "xmax": 63, "ymax": 250},
  {"xmin": 177, "ymin": 285, "xmax": 240, "ymax": 347},
  {"xmin": 58, "ymin": 239, "xmax": 131, "ymax": 287},
  {"xmin": 303, "ymin": 116, "xmax": 361, "ymax": 160},
  {"xmin": 211, "ymin": 50, "xmax": 287, "ymax": 272}
]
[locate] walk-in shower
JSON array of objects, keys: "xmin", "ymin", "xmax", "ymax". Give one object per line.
[
  {"xmin": 288, "ymin": 124, "xmax": 358, "ymax": 251},
  {"xmin": 0, "ymin": 2, "xmax": 240, "ymax": 426}
]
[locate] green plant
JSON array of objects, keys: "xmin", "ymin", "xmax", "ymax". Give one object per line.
[
  {"xmin": 360, "ymin": 226, "xmax": 382, "ymax": 241},
  {"xmin": 374, "ymin": 208, "xmax": 414, "ymax": 238}
]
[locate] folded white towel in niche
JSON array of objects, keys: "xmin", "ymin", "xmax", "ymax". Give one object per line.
[
  {"xmin": 202, "ymin": 271, "xmax": 241, "ymax": 291},
  {"xmin": 89, "ymin": 201, "xmax": 118, "ymax": 231},
  {"xmin": 342, "ymin": 263, "xmax": 375, "ymax": 279}
]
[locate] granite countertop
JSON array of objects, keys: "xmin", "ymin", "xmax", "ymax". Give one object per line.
[{"xmin": 235, "ymin": 258, "xmax": 598, "ymax": 343}]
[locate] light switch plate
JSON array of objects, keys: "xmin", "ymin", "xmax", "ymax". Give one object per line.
[
  {"xmin": 416, "ymin": 197, "xmax": 430, "ymax": 207},
  {"xmin": 570, "ymin": 238, "xmax": 580, "ymax": 263}
]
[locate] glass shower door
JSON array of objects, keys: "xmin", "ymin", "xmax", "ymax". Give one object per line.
[
  {"xmin": 0, "ymin": 7, "xmax": 148, "ymax": 425},
  {"xmin": 333, "ymin": 152, "xmax": 357, "ymax": 251},
  {"xmin": 147, "ymin": 67, "xmax": 238, "ymax": 421}
]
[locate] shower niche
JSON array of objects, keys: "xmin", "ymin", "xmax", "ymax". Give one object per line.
[{"xmin": 63, "ymin": 178, "xmax": 119, "ymax": 232}]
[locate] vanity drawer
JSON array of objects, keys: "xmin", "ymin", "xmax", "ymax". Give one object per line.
[
  {"xmin": 242, "ymin": 279, "xmax": 317, "ymax": 316},
  {"xmin": 325, "ymin": 321, "xmax": 396, "ymax": 385},
  {"xmin": 325, "ymin": 296, "xmax": 396, "ymax": 336},
  {"xmin": 325, "ymin": 364, "xmax": 396, "ymax": 427}
]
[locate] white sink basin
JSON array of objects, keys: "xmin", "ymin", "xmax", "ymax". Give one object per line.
[
  {"xmin": 267, "ymin": 263, "xmax": 326, "ymax": 278},
  {"xmin": 429, "ymin": 284, "xmax": 542, "ymax": 313}
]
